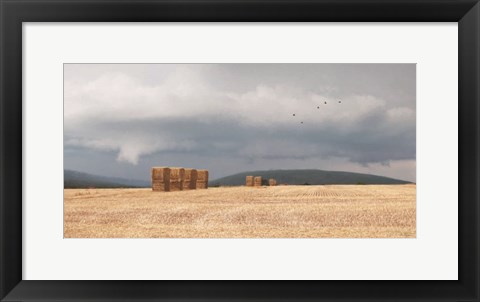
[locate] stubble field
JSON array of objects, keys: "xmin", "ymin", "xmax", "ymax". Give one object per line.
[{"xmin": 64, "ymin": 185, "xmax": 415, "ymax": 238}]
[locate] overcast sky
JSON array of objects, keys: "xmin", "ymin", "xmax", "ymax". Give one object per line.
[{"xmin": 64, "ymin": 63, "xmax": 416, "ymax": 182}]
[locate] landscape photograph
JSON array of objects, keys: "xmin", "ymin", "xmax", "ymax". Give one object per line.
[{"xmin": 64, "ymin": 63, "xmax": 416, "ymax": 238}]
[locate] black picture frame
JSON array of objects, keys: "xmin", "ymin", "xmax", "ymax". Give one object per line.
[{"xmin": 1, "ymin": 0, "xmax": 479, "ymax": 301}]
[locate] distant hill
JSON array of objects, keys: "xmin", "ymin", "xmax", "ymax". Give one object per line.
[
  {"xmin": 209, "ymin": 169, "xmax": 411, "ymax": 186},
  {"xmin": 64, "ymin": 170, "xmax": 150, "ymax": 188},
  {"xmin": 65, "ymin": 169, "xmax": 411, "ymax": 189}
]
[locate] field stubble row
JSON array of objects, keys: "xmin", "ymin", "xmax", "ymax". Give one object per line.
[{"xmin": 64, "ymin": 185, "xmax": 416, "ymax": 238}]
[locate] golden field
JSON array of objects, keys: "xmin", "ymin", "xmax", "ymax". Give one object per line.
[{"xmin": 64, "ymin": 185, "xmax": 416, "ymax": 238}]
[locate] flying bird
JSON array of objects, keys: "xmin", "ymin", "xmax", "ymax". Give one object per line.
[
  {"xmin": 293, "ymin": 113, "xmax": 296, "ymax": 116},
  {"xmin": 324, "ymin": 101, "xmax": 327, "ymax": 104},
  {"xmin": 301, "ymin": 121, "xmax": 304, "ymax": 124},
  {"xmin": 338, "ymin": 100, "xmax": 341, "ymax": 103},
  {"xmin": 317, "ymin": 106, "xmax": 320, "ymax": 109}
]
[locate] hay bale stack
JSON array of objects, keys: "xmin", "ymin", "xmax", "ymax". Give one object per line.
[
  {"xmin": 151, "ymin": 167, "xmax": 170, "ymax": 192},
  {"xmin": 183, "ymin": 168, "xmax": 198, "ymax": 190},
  {"xmin": 169, "ymin": 167, "xmax": 185, "ymax": 191},
  {"xmin": 196, "ymin": 170, "xmax": 209, "ymax": 189},
  {"xmin": 269, "ymin": 179, "xmax": 277, "ymax": 186},
  {"xmin": 246, "ymin": 176, "xmax": 254, "ymax": 186},
  {"xmin": 254, "ymin": 176, "xmax": 262, "ymax": 187}
]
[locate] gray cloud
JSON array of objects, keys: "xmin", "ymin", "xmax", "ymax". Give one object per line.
[{"xmin": 64, "ymin": 63, "xmax": 416, "ymax": 181}]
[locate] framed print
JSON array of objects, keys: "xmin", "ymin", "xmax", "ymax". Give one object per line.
[{"xmin": 1, "ymin": 0, "xmax": 479, "ymax": 301}]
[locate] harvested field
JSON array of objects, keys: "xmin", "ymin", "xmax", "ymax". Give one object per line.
[{"xmin": 64, "ymin": 185, "xmax": 416, "ymax": 238}]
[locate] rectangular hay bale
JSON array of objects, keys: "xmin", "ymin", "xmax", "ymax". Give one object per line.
[
  {"xmin": 152, "ymin": 182, "xmax": 170, "ymax": 192},
  {"xmin": 197, "ymin": 169, "xmax": 209, "ymax": 189},
  {"xmin": 151, "ymin": 167, "xmax": 170, "ymax": 191},
  {"xmin": 151, "ymin": 167, "xmax": 170, "ymax": 182},
  {"xmin": 254, "ymin": 176, "xmax": 262, "ymax": 187},
  {"xmin": 183, "ymin": 168, "xmax": 198, "ymax": 190},
  {"xmin": 269, "ymin": 178, "xmax": 277, "ymax": 186},
  {"xmin": 246, "ymin": 176, "xmax": 254, "ymax": 186},
  {"xmin": 169, "ymin": 167, "xmax": 185, "ymax": 191}
]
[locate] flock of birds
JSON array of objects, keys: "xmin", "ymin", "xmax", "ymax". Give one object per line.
[{"xmin": 293, "ymin": 100, "xmax": 342, "ymax": 124}]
